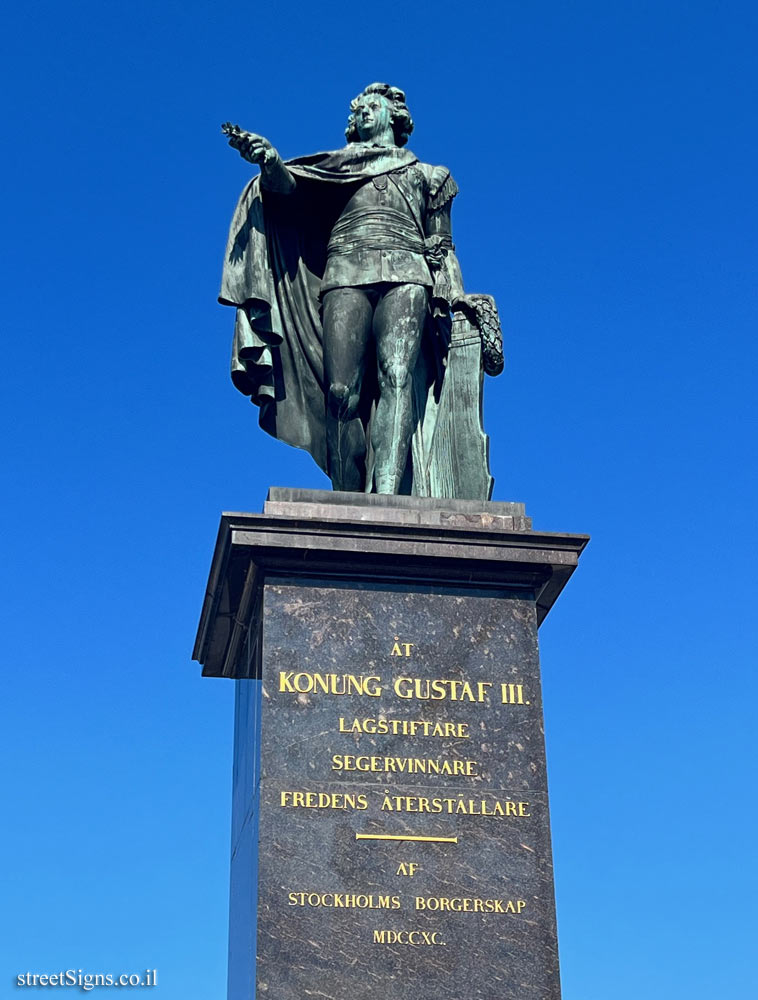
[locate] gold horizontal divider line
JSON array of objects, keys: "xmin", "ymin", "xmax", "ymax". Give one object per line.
[{"xmin": 355, "ymin": 833, "xmax": 458, "ymax": 844}]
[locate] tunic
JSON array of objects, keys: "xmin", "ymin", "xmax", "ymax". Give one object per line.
[{"xmin": 219, "ymin": 145, "xmax": 459, "ymax": 486}]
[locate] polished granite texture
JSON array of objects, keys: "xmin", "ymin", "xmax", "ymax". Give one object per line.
[
  {"xmin": 194, "ymin": 491, "xmax": 588, "ymax": 1000},
  {"xmin": 255, "ymin": 580, "xmax": 560, "ymax": 1000}
]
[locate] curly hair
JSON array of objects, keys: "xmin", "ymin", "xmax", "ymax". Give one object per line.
[{"xmin": 345, "ymin": 83, "xmax": 414, "ymax": 147}]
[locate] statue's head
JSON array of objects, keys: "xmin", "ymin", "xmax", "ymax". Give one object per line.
[{"xmin": 345, "ymin": 83, "xmax": 414, "ymax": 147}]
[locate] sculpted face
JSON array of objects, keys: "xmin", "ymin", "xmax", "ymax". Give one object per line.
[{"xmin": 352, "ymin": 93, "xmax": 394, "ymax": 144}]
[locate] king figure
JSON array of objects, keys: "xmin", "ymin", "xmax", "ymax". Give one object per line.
[{"xmin": 221, "ymin": 83, "xmax": 503, "ymax": 497}]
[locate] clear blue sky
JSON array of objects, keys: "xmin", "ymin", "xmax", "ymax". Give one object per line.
[{"xmin": 2, "ymin": 0, "xmax": 756, "ymax": 996}]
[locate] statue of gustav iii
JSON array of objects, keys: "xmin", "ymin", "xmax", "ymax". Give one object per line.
[{"xmin": 220, "ymin": 83, "xmax": 503, "ymax": 499}]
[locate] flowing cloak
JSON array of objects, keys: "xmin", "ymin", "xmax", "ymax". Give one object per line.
[{"xmin": 219, "ymin": 145, "xmax": 457, "ymax": 492}]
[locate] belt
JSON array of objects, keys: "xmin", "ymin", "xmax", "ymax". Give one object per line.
[{"xmin": 327, "ymin": 208, "xmax": 425, "ymax": 257}]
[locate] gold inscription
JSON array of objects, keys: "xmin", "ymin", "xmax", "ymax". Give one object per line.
[
  {"xmin": 380, "ymin": 795, "xmax": 530, "ymax": 818},
  {"xmin": 279, "ymin": 672, "xmax": 382, "ymax": 696},
  {"xmin": 394, "ymin": 678, "xmax": 492, "ymax": 702},
  {"xmin": 415, "ymin": 897, "xmax": 526, "ymax": 914},
  {"xmin": 338, "ymin": 717, "xmax": 470, "ymax": 739},
  {"xmin": 331, "ymin": 754, "xmax": 478, "ymax": 777},
  {"xmin": 288, "ymin": 892, "xmax": 400, "ymax": 909},
  {"xmin": 501, "ymin": 682, "xmax": 526, "ymax": 704},
  {"xmin": 277, "ymin": 674, "xmax": 529, "ymax": 706},
  {"xmin": 396, "ymin": 863, "xmax": 420, "ymax": 876},
  {"xmin": 279, "ymin": 791, "xmax": 368, "ymax": 811},
  {"xmin": 373, "ymin": 930, "xmax": 445, "ymax": 946},
  {"xmin": 391, "ymin": 637, "xmax": 414, "ymax": 657}
]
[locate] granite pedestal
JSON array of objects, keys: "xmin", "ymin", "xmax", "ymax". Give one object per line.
[{"xmin": 193, "ymin": 489, "xmax": 588, "ymax": 1000}]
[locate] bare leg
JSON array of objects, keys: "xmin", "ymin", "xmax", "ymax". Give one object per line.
[
  {"xmin": 322, "ymin": 287, "xmax": 374, "ymax": 492},
  {"xmin": 372, "ymin": 284, "xmax": 428, "ymax": 494}
]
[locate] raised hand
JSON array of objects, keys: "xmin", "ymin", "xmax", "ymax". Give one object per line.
[
  {"xmin": 221, "ymin": 123, "xmax": 276, "ymax": 166},
  {"xmin": 221, "ymin": 122, "xmax": 295, "ymax": 194}
]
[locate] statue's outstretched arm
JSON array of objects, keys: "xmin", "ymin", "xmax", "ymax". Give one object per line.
[{"xmin": 221, "ymin": 123, "xmax": 296, "ymax": 195}]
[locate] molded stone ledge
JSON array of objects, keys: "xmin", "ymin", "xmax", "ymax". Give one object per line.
[
  {"xmin": 265, "ymin": 487, "xmax": 530, "ymax": 527},
  {"xmin": 193, "ymin": 490, "xmax": 589, "ymax": 680}
]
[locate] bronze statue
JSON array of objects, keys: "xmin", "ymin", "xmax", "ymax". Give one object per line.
[{"xmin": 220, "ymin": 83, "xmax": 503, "ymax": 498}]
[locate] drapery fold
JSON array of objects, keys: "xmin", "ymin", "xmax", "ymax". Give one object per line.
[{"xmin": 219, "ymin": 146, "xmax": 451, "ymax": 489}]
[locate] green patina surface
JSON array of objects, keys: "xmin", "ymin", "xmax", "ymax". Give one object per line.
[{"xmin": 220, "ymin": 83, "xmax": 503, "ymax": 499}]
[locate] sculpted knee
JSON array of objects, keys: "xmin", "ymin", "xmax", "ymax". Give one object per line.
[
  {"xmin": 328, "ymin": 382, "xmax": 358, "ymax": 418},
  {"xmin": 380, "ymin": 360, "xmax": 411, "ymax": 391}
]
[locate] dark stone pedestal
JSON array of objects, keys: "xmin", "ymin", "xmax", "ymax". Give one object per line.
[{"xmin": 193, "ymin": 490, "xmax": 588, "ymax": 1000}]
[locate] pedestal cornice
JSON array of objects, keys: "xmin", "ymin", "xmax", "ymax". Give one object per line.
[{"xmin": 193, "ymin": 490, "xmax": 588, "ymax": 678}]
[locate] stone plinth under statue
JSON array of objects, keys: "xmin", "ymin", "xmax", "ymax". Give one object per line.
[{"xmin": 193, "ymin": 490, "xmax": 587, "ymax": 1000}]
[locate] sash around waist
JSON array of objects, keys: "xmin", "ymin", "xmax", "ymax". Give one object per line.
[{"xmin": 327, "ymin": 208, "xmax": 425, "ymax": 257}]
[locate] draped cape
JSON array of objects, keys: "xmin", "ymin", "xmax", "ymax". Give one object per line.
[{"xmin": 219, "ymin": 145, "xmax": 449, "ymax": 490}]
